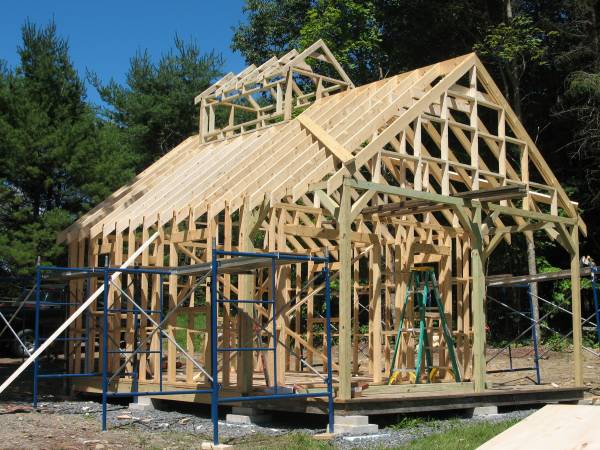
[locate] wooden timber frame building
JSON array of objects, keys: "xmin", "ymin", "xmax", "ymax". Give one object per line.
[{"xmin": 57, "ymin": 40, "xmax": 587, "ymax": 410}]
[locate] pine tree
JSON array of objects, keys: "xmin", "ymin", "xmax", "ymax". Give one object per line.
[
  {"xmin": 0, "ymin": 21, "xmax": 137, "ymax": 274},
  {"xmin": 91, "ymin": 36, "xmax": 224, "ymax": 166}
]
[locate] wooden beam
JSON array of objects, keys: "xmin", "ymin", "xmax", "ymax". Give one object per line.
[
  {"xmin": 370, "ymin": 240, "xmax": 382, "ymax": 383},
  {"xmin": 238, "ymin": 198, "xmax": 255, "ymax": 394},
  {"xmin": 298, "ymin": 115, "xmax": 354, "ymax": 164},
  {"xmin": 283, "ymin": 224, "xmax": 377, "ymax": 244},
  {"xmin": 337, "ymin": 181, "xmax": 352, "ymax": 400},
  {"xmin": 487, "ymin": 267, "xmax": 592, "ymax": 287},
  {"xmin": 468, "ymin": 206, "xmax": 486, "ymax": 392},
  {"xmin": 348, "ymin": 179, "xmax": 576, "ymax": 226},
  {"xmin": 570, "ymin": 226, "xmax": 584, "ymax": 386}
]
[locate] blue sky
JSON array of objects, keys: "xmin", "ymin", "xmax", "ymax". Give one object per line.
[{"xmin": 0, "ymin": 1, "xmax": 247, "ymax": 105}]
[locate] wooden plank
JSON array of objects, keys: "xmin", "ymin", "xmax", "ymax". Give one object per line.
[
  {"xmin": 479, "ymin": 405, "xmax": 600, "ymax": 449},
  {"xmin": 365, "ymin": 382, "xmax": 474, "ymax": 396},
  {"xmin": 487, "ymin": 267, "xmax": 591, "ymax": 287},
  {"xmin": 297, "ymin": 115, "xmax": 353, "ymax": 163}
]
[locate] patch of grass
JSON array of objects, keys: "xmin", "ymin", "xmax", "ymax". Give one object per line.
[
  {"xmin": 544, "ymin": 334, "xmax": 571, "ymax": 352},
  {"xmin": 234, "ymin": 432, "xmax": 333, "ymax": 449},
  {"xmin": 399, "ymin": 419, "xmax": 518, "ymax": 450},
  {"xmin": 390, "ymin": 416, "xmax": 435, "ymax": 430},
  {"xmin": 390, "ymin": 415, "xmax": 460, "ymax": 432}
]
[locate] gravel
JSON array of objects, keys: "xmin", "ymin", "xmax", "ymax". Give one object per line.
[
  {"xmin": 333, "ymin": 408, "xmax": 535, "ymax": 449},
  {"xmin": 11, "ymin": 394, "xmax": 535, "ymax": 448},
  {"xmin": 32, "ymin": 397, "xmax": 318, "ymax": 441}
]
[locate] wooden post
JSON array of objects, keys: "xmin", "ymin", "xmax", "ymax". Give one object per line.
[
  {"xmin": 151, "ymin": 227, "xmax": 164, "ymax": 383},
  {"xmin": 222, "ymin": 203, "xmax": 232, "ymax": 386},
  {"xmin": 205, "ymin": 213, "xmax": 217, "ymax": 380},
  {"xmin": 67, "ymin": 241, "xmax": 79, "ymax": 374},
  {"xmin": 87, "ymin": 236, "xmax": 98, "ymax": 373},
  {"xmin": 112, "ymin": 230, "xmax": 124, "ymax": 373},
  {"xmin": 139, "ymin": 224, "xmax": 150, "ymax": 380},
  {"xmin": 570, "ymin": 226, "xmax": 584, "ymax": 386},
  {"xmin": 439, "ymin": 232, "xmax": 452, "ymax": 378},
  {"xmin": 273, "ymin": 210, "xmax": 288, "ymax": 385},
  {"xmin": 370, "ymin": 240, "xmax": 382, "ymax": 383},
  {"xmin": 462, "ymin": 237, "xmax": 472, "ymax": 378},
  {"xmin": 283, "ymin": 69, "xmax": 294, "ymax": 121},
  {"xmin": 199, "ymin": 98, "xmax": 208, "ymax": 142},
  {"xmin": 167, "ymin": 217, "xmax": 178, "ymax": 384},
  {"xmin": 337, "ymin": 180, "xmax": 352, "ymax": 400},
  {"xmin": 238, "ymin": 198, "xmax": 256, "ymax": 394},
  {"xmin": 352, "ymin": 249, "xmax": 360, "ymax": 374},
  {"xmin": 470, "ymin": 207, "xmax": 486, "ymax": 392}
]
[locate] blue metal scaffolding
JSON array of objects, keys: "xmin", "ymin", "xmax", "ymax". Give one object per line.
[
  {"xmin": 32, "ymin": 267, "xmax": 98, "ymax": 407},
  {"xmin": 209, "ymin": 244, "xmax": 335, "ymax": 444},
  {"xmin": 486, "ymin": 284, "xmax": 542, "ymax": 384},
  {"xmin": 486, "ymin": 267, "xmax": 600, "ymax": 383},
  {"xmin": 32, "ymin": 246, "xmax": 334, "ymax": 446}
]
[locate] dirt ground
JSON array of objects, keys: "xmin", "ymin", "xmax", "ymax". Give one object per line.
[
  {"xmin": 0, "ymin": 408, "xmax": 205, "ymax": 450},
  {"xmin": 485, "ymin": 347, "xmax": 600, "ymax": 392},
  {"xmin": 0, "ymin": 347, "xmax": 598, "ymax": 449}
]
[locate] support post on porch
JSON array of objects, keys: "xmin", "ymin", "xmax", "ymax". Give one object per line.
[
  {"xmin": 370, "ymin": 240, "xmax": 382, "ymax": 383},
  {"xmin": 470, "ymin": 207, "xmax": 486, "ymax": 393},
  {"xmin": 570, "ymin": 226, "xmax": 584, "ymax": 387},
  {"xmin": 238, "ymin": 198, "xmax": 256, "ymax": 394},
  {"xmin": 337, "ymin": 180, "xmax": 352, "ymax": 400}
]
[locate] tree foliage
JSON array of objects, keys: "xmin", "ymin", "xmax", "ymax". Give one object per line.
[
  {"xmin": 299, "ymin": 0, "xmax": 382, "ymax": 82},
  {"xmin": 231, "ymin": 0, "xmax": 312, "ymax": 65},
  {"xmin": 0, "ymin": 21, "xmax": 137, "ymax": 274},
  {"xmin": 91, "ymin": 36, "xmax": 224, "ymax": 166},
  {"xmin": 476, "ymin": 15, "xmax": 552, "ymax": 67}
]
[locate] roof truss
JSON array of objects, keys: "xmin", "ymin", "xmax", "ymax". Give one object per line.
[{"xmin": 57, "ymin": 50, "xmax": 584, "ymax": 245}]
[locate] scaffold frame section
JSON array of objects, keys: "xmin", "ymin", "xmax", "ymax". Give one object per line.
[
  {"xmin": 30, "ymin": 246, "xmax": 334, "ymax": 446},
  {"xmin": 209, "ymin": 243, "xmax": 334, "ymax": 445}
]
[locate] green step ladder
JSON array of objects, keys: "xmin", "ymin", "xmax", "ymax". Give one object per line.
[{"xmin": 388, "ymin": 267, "xmax": 461, "ymax": 384}]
